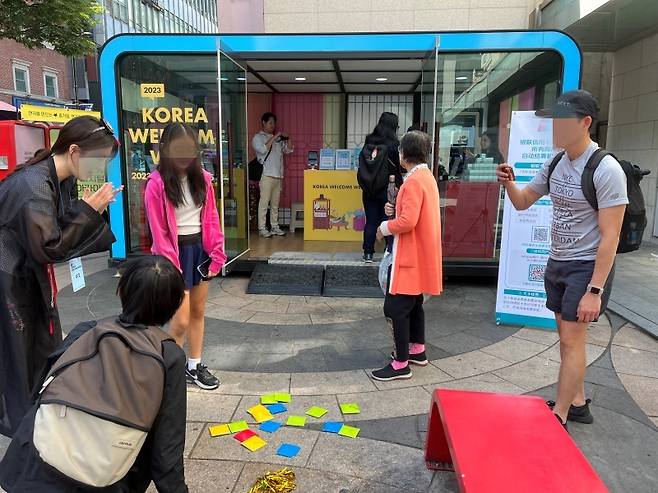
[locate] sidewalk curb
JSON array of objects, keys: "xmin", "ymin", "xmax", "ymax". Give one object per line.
[{"xmin": 608, "ymin": 300, "xmax": 658, "ymax": 339}]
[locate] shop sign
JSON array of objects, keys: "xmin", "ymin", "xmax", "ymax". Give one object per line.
[
  {"xmin": 20, "ymin": 104, "xmax": 100, "ymax": 123},
  {"xmin": 303, "ymin": 170, "xmax": 365, "ymax": 242},
  {"xmin": 495, "ymin": 111, "xmax": 556, "ymax": 330}
]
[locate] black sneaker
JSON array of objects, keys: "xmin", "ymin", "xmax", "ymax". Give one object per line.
[
  {"xmin": 186, "ymin": 363, "xmax": 220, "ymax": 390},
  {"xmin": 371, "ymin": 363, "xmax": 412, "ymax": 381},
  {"xmin": 363, "ymin": 253, "xmax": 374, "ymax": 263},
  {"xmin": 554, "ymin": 413, "xmax": 568, "ymax": 432},
  {"xmin": 390, "ymin": 351, "xmax": 429, "ymax": 366},
  {"xmin": 547, "ymin": 399, "xmax": 593, "ymax": 424}
]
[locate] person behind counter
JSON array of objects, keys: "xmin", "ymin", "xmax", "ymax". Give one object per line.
[
  {"xmin": 144, "ymin": 122, "xmax": 227, "ymax": 391},
  {"xmin": 465, "ymin": 130, "xmax": 505, "ymax": 165},
  {"xmin": 252, "ymin": 112, "xmax": 294, "ymax": 238},
  {"xmin": 0, "ymin": 116, "xmax": 120, "ymax": 438}
]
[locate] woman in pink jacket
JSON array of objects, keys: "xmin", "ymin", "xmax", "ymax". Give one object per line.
[
  {"xmin": 144, "ymin": 123, "xmax": 226, "ymax": 390},
  {"xmin": 372, "ymin": 131, "xmax": 443, "ymax": 381}
]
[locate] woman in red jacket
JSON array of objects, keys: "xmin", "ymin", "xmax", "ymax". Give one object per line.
[{"xmin": 372, "ymin": 131, "xmax": 443, "ymax": 381}]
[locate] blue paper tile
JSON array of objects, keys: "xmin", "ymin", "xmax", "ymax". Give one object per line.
[
  {"xmin": 276, "ymin": 443, "xmax": 301, "ymax": 458},
  {"xmin": 266, "ymin": 403, "xmax": 287, "ymax": 414},
  {"xmin": 322, "ymin": 421, "xmax": 343, "ymax": 433},
  {"xmin": 259, "ymin": 420, "xmax": 283, "ymax": 433}
]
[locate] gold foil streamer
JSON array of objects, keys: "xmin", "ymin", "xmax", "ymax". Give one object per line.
[{"xmin": 248, "ymin": 467, "xmax": 296, "ymax": 493}]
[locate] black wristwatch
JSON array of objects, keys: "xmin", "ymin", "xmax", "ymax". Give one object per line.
[{"xmin": 587, "ymin": 284, "xmax": 604, "ymax": 295}]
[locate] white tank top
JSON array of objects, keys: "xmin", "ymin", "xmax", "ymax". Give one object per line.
[{"xmin": 174, "ymin": 176, "xmax": 202, "ymax": 236}]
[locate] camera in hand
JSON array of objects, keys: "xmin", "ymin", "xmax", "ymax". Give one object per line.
[{"xmin": 278, "ymin": 134, "xmax": 289, "ymax": 142}]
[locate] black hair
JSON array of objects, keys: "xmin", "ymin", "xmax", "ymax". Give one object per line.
[
  {"xmin": 20, "ymin": 115, "xmax": 118, "ymax": 169},
  {"xmin": 400, "ymin": 131, "xmax": 431, "ymax": 165},
  {"xmin": 261, "ymin": 112, "xmax": 277, "ymax": 124},
  {"xmin": 117, "ymin": 255, "xmax": 185, "ymax": 326},
  {"xmin": 368, "ymin": 112, "xmax": 399, "ymax": 144},
  {"xmin": 157, "ymin": 122, "xmax": 207, "ymax": 208},
  {"xmin": 33, "ymin": 148, "xmax": 49, "ymax": 158}
]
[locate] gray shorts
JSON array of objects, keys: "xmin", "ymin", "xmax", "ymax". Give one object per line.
[{"xmin": 544, "ymin": 259, "xmax": 614, "ymax": 322}]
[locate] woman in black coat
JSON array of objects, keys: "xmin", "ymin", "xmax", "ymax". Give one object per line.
[
  {"xmin": 360, "ymin": 112, "xmax": 403, "ymax": 262},
  {"xmin": 0, "ymin": 116, "xmax": 121, "ymax": 437}
]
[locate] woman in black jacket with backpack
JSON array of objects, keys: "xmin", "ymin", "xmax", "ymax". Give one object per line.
[{"xmin": 358, "ymin": 112, "xmax": 403, "ymax": 263}]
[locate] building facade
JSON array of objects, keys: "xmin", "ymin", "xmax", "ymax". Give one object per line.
[
  {"xmin": 81, "ymin": 1, "xmax": 219, "ymax": 107},
  {"xmin": 0, "ymin": 38, "xmax": 72, "ymax": 109},
  {"xmin": 218, "ymin": 0, "xmax": 658, "ymax": 244}
]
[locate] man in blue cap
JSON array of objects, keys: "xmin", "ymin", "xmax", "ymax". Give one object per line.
[{"xmin": 496, "ymin": 90, "xmax": 628, "ymax": 430}]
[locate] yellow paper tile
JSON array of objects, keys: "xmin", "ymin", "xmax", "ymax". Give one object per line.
[
  {"xmin": 241, "ymin": 435, "xmax": 267, "ymax": 452},
  {"xmin": 208, "ymin": 424, "xmax": 230, "ymax": 437}
]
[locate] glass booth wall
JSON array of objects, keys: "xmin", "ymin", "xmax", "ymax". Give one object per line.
[
  {"xmin": 426, "ymin": 50, "xmax": 562, "ymax": 262},
  {"xmin": 117, "ymin": 52, "xmax": 249, "ymax": 263}
]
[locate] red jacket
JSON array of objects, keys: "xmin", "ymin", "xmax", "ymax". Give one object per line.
[
  {"xmin": 381, "ymin": 165, "xmax": 443, "ymax": 296},
  {"xmin": 144, "ymin": 170, "xmax": 226, "ymax": 274}
]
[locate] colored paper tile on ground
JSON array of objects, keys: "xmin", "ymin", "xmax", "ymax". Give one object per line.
[
  {"xmin": 276, "ymin": 443, "xmax": 301, "ymax": 458},
  {"xmin": 275, "ymin": 393, "xmax": 292, "ymax": 403},
  {"xmin": 259, "ymin": 420, "xmax": 283, "ymax": 433},
  {"xmin": 208, "ymin": 424, "xmax": 231, "ymax": 437},
  {"xmin": 286, "ymin": 416, "xmax": 306, "ymax": 427},
  {"xmin": 339, "ymin": 403, "xmax": 361, "ymax": 415},
  {"xmin": 228, "ymin": 420, "xmax": 249, "ymax": 433},
  {"xmin": 322, "ymin": 422, "xmax": 343, "ymax": 433},
  {"xmin": 260, "ymin": 394, "xmax": 278, "ymax": 405},
  {"xmin": 266, "ymin": 403, "xmax": 288, "ymax": 414},
  {"xmin": 338, "ymin": 425, "xmax": 360, "ymax": 438},
  {"xmin": 234, "ymin": 429, "xmax": 258, "ymax": 442},
  {"xmin": 248, "ymin": 404, "xmax": 275, "ymax": 422},
  {"xmin": 241, "ymin": 435, "xmax": 267, "ymax": 452},
  {"xmin": 306, "ymin": 406, "xmax": 328, "ymax": 418}
]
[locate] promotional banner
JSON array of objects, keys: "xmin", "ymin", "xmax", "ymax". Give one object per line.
[
  {"xmin": 303, "ymin": 170, "xmax": 365, "ymax": 242},
  {"xmin": 496, "ymin": 111, "xmax": 556, "ymax": 330}
]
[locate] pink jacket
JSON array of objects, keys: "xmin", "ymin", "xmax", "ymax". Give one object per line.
[{"xmin": 144, "ymin": 170, "xmax": 227, "ymax": 274}]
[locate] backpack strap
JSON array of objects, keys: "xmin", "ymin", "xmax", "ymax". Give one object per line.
[
  {"xmin": 581, "ymin": 148, "xmax": 610, "ymax": 211},
  {"xmin": 546, "ymin": 151, "xmax": 565, "ymax": 194}
]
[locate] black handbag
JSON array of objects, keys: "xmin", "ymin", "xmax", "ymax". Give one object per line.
[{"xmin": 248, "ymin": 146, "xmax": 272, "ymax": 182}]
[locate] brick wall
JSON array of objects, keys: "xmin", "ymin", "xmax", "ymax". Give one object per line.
[
  {"xmin": 0, "ymin": 38, "xmax": 71, "ymax": 106},
  {"xmin": 262, "ymin": 0, "xmax": 534, "ymax": 33},
  {"xmin": 607, "ymin": 33, "xmax": 658, "ymax": 242}
]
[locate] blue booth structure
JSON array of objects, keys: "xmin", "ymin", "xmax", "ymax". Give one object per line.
[{"xmin": 99, "ymin": 30, "xmax": 581, "ymax": 272}]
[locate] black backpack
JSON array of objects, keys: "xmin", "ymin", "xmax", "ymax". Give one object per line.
[
  {"xmin": 358, "ymin": 144, "xmax": 391, "ymax": 198},
  {"xmin": 547, "ymin": 148, "xmax": 650, "ymax": 253}
]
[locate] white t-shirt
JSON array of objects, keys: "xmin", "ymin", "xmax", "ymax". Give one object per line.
[
  {"xmin": 174, "ymin": 175, "xmax": 202, "ymax": 236},
  {"xmin": 527, "ymin": 141, "xmax": 628, "ymax": 261}
]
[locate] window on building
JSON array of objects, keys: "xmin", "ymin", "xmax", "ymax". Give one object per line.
[
  {"xmin": 43, "ymin": 71, "xmax": 58, "ymax": 98},
  {"xmin": 13, "ymin": 63, "xmax": 30, "ymax": 93},
  {"xmin": 114, "ymin": 0, "xmax": 128, "ymax": 22}
]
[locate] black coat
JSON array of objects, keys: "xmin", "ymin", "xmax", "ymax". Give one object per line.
[
  {"xmin": 0, "ymin": 320, "xmax": 189, "ymax": 493},
  {"xmin": 0, "ymin": 158, "xmax": 115, "ymax": 437}
]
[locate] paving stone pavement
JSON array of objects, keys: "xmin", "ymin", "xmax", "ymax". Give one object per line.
[{"xmin": 1, "ymin": 258, "xmax": 657, "ymax": 492}]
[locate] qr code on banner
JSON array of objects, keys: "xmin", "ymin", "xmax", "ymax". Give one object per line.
[
  {"xmin": 532, "ymin": 226, "xmax": 549, "ymax": 243},
  {"xmin": 528, "ymin": 264, "xmax": 546, "ymax": 282}
]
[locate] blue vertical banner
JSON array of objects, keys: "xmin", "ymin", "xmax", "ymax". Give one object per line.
[{"xmin": 496, "ymin": 111, "xmax": 556, "ymax": 330}]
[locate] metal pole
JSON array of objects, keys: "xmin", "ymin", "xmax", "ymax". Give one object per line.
[{"xmin": 71, "ymin": 56, "xmax": 78, "ymax": 106}]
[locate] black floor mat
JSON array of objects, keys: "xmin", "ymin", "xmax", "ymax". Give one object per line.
[
  {"xmin": 323, "ymin": 265, "xmax": 383, "ymax": 298},
  {"xmin": 246, "ymin": 264, "xmax": 324, "ymax": 296}
]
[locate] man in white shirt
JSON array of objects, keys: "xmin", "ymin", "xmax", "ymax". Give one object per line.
[
  {"xmin": 252, "ymin": 112, "xmax": 294, "ymax": 237},
  {"xmin": 496, "ymin": 90, "xmax": 628, "ymax": 431}
]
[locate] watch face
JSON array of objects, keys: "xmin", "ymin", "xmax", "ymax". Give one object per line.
[{"xmin": 589, "ymin": 286, "xmax": 601, "ymax": 295}]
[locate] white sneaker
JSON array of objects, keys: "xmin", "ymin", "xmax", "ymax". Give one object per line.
[
  {"xmin": 271, "ymin": 227, "xmax": 286, "ymax": 236},
  {"xmin": 259, "ymin": 229, "xmax": 273, "ymax": 238}
]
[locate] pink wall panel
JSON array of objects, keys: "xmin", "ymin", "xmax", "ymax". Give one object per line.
[
  {"xmin": 272, "ymin": 93, "xmax": 325, "ymax": 209},
  {"xmin": 247, "ymin": 93, "xmax": 273, "ymax": 163}
]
